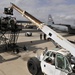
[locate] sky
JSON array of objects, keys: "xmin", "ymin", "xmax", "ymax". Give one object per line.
[{"xmin": 0, "ymin": 0, "xmax": 75, "ymax": 24}]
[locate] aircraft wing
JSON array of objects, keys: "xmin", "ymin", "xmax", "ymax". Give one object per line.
[
  {"xmin": 55, "ymin": 23, "xmax": 71, "ymax": 27},
  {"xmin": 17, "ymin": 20, "xmax": 32, "ymax": 23}
]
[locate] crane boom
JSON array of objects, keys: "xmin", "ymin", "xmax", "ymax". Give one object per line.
[{"xmin": 10, "ymin": 3, "xmax": 75, "ymax": 56}]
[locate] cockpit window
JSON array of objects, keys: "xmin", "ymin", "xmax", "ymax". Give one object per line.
[
  {"xmin": 43, "ymin": 51, "xmax": 51, "ymax": 61},
  {"xmin": 43, "ymin": 51, "xmax": 56, "ymax": 65},
  {"xmin": 55, "ymin": 53, "xmax": 72, "ymax": 73},
  {"xmin": 56, "ymin": 54, "xmax": 65, "ymax": 69}
]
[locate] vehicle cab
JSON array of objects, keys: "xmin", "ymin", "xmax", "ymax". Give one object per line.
[{"xmin": 40, "ymin": 48, "xmax": 73, "ymax": 75}]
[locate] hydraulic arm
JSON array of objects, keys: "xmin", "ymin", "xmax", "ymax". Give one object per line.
[{"xmin": 11, "ymin": 3, "xmax": 75, "ymax": 56}]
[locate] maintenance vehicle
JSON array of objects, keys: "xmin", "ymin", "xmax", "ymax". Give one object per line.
[{"xmin": 25, "ymin": 32, "xmax": 32, "ymax": 36}]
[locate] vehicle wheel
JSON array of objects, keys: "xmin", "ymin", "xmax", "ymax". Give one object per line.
[{"xmin": 27, "ymin": 57, "xmax": 43, "ymax": 75}]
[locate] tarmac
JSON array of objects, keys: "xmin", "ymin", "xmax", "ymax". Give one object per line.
[{"xmin": 0, "ymin": 29, "xmax": 75, "ymax": 75}]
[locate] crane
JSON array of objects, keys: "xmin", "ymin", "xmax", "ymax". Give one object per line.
[
  {"xmin": 10, "ymin": 3, "xmax": 75, "ymax": 57},
  {"xmin": 10, "ymin": 3, "xmax": 75, "ymax": 75}
]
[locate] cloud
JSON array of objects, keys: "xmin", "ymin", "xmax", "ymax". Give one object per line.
[
  {"xmin": 0, "ymin": 0, "xmax": 75, "ymax": 24},
  {"xmin": 50, "ymin": 0, "xmax": 66, "ymax": 4},
  {"xmin": 15, "ymin": 0, "xmax": 21, "ymax": 4}
]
